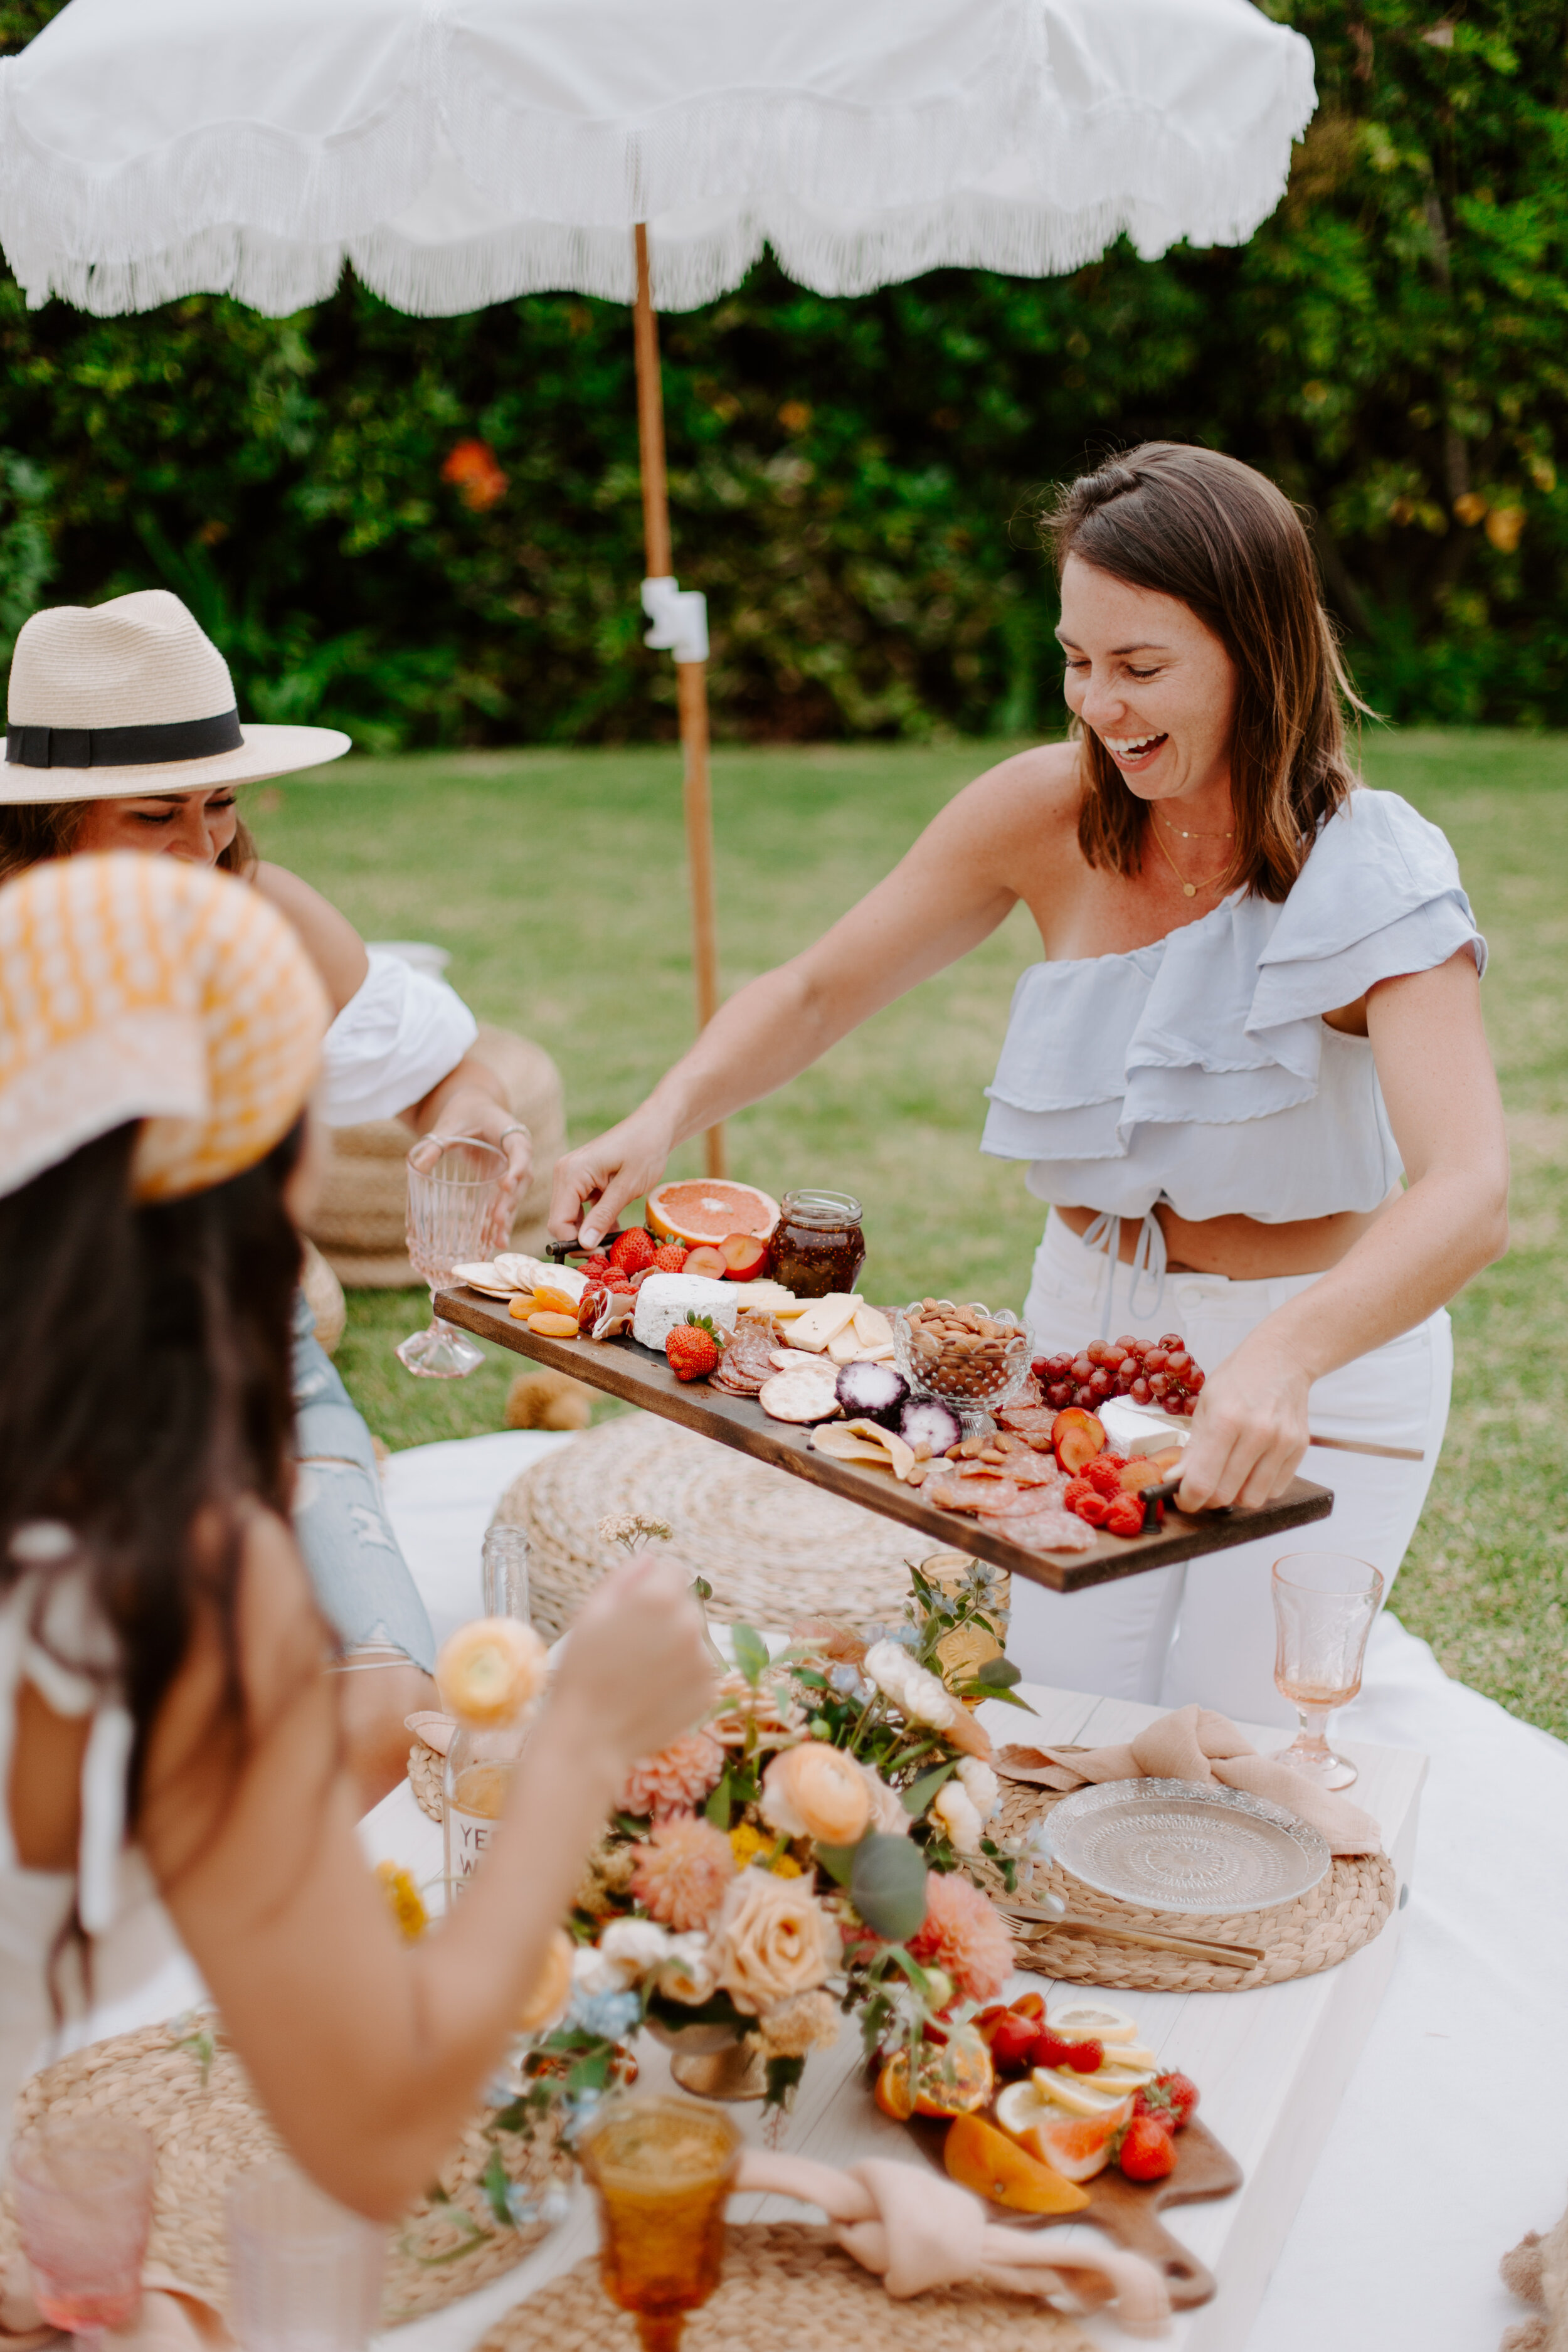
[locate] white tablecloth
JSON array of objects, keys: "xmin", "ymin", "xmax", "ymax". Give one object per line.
[{"xmin": 377, "ymin": 1431, "xmax": 1568, "ymax": 2351}]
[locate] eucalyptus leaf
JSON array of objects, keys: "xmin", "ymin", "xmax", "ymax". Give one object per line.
[
  {"xmin": 731, "ymin": 1621, "xmax": 769, "ymax": 1687},
  {"xmin": 850, "ymin": 1833, "xmax": 929, "ymax": 1943},
  {"xmin": 973, "ymin": 1655, "xmax": 1023, "ymax": 1688},
  {"xmin": 900, "ymin": 1760, "xmax": 956, "ymax": 1815},
  {"xmin": 813, "ymin": 1841, "xmax": 857, "ymax": 1887},
  {"xmin": 704, "ymin": 1770, "xmax": 733, "ymax": 1830}
]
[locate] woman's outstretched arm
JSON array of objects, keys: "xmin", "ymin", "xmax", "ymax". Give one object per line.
[
  {"xmin": 140, "ymin": 1524, "xmax": 716, "ymax": 2219},
  {"xmin": 1174, "ymin": 947, "xmax": 1509, "ymax": 1512},
  {"xmin": 548, "ymin": 750, "xmax": 1071, "ymax": 1246}
]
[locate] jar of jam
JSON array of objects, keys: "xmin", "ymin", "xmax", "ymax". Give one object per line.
[{"xmin": 771, "ymin": 1189, "xmax": 866, "ymax": 1300}]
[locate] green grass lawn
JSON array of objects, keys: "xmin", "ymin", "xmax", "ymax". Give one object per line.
[{"xmin": 251, "ymin": 729, "xmax": 1568, "ymax": 1736}]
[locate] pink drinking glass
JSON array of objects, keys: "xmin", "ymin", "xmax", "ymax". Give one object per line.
[
  {"xmin": 396, "ymin": 1135, "xmax": 506, "ymax": 1379},
  {"xmin": 1272, "ymin": 1550, "xmax": 1384, "ymax": 1790},
  {"xmin": 10, "ymin": 2119, "xmax": 154, "ymax": 2347}
]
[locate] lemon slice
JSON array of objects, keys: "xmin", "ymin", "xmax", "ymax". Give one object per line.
[
  {"xmin": 1049, "ymin": 2001, "xmax": 1140, "ymax": 2045},
  {"xmin": 995, "ymin": 2078, "xmax": 1057, "ymax": 2144},
  {"xmin": 1029, "ymin": 2067, "xmax": 1134, "ymax": 2119},
  {"xmin": 1088, "ymin": 2063, "xmax": 1157, "ymax": 2095}
]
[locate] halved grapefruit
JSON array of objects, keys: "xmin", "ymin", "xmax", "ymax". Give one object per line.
[
  {"xmin": 647, "ymin": 1180, "xmax": 780, "ymax": 1247},
  {"xmin": 994, "ymin": 2078, "xmax": 1131, "ymax": 2181}
]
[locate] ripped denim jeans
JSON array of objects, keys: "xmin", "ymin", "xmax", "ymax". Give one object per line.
[{"xmin": 290, "ymin": 1294, "xmax": 436, "ymax": 1673}]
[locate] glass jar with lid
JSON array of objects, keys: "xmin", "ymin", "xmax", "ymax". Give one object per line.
[{"xmin": 770, "ymin": 1189, "xmax": 866, "ymax": 1299}]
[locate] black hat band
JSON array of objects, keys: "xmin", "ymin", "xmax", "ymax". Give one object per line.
[{"xmin": 6, "ymin": 709, "xmax": 245, "ymax": 769}]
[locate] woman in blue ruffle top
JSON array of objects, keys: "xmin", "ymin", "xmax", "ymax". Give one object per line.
[{"xmin": 551, "ymin": 445, "xmax": 1508, "ymax": 1722}]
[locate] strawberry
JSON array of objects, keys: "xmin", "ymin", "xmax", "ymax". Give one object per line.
[
  {"xmin": 1103, "ymin": 1494, "xmax": 1147, "ymax": 1539},
  {"xmin": 665, "ymin": 1313, "xmax": 724, "ymax": 1382},
  {"xmin": 1117, "ymin": 2115, "xmax": 1176, "ymax": 2182},
  {"xmin": 1029, "ymin": 2028, "xmax": 1096, "ymax": 2073},
  {"xmin": 1061, "ymin": 2036, "xmax": 1104, "ymax": 2075},
  {"xmin": 610, "ymin": 1227, "xmax": 659, "ymax": 1274},
  {"xmin": 652, "ymin": 1240, "xmax": 689, "ymax": 1273},
  {"xmin": 1133, "ymin": 2072, "xmax": 1199, "ymax": 2131}
]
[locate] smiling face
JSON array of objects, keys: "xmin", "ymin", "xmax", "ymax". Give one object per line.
[
  {"xmin": 1057, "ymin": 554, "xmax": 1239, "ymax": 824},
  {"xmin": 71, "ymin": 785, "xmax": 240, "ymax": 866}
]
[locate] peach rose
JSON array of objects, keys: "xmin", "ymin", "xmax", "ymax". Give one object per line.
[
  {"xmin": 759, "ymin": 1742, "xmax": 872, "ymax": 1846},
  {"xmin": 711, "ymin": 1869, "xmax": 840, "ymax": 2016}
]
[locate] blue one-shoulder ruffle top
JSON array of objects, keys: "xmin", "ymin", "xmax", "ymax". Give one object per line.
[{"xmin": 980, "ymin": 788, "xmax": 1485, "ymax": 1224}]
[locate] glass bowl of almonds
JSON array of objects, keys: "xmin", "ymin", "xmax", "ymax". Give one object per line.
[{"xmin": 893, "ymin": 1298, "xmax": 1032, "ymax": 1436}]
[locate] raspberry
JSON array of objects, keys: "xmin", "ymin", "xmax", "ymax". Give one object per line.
[
  {"xmin": 1103, "ymin": 1494, "xmax": 1147, "ymax": 1539},
  {"xmin": 1062, "ymin": 1476, "xmax": 1095, "ymax": 1511},
  {"xmin": 1073, "ymin": 1491, "xmax": 1111, "ymax": 1528},
  {"xmin": 1083, "ymin": 1458, "xmax": 1123, "ymax": 1499}
]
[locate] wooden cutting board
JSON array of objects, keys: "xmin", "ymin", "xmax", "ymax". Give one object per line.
[
  {"xmin": 437, "ymin": 1285, "xmax": 1332, "ymax": 1596},
  {"xmin": 908, "ymin": 2112, "xmax": 1242, "ymax": 2309}
]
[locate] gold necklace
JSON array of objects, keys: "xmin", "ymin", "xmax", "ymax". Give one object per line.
[
  {"xmin": 1150, "ymin": 817, "xmax": 1237, "ymax": 899},
  {"xmin": 1160, "ymin": 812, "xmax": 1234, "ymax": 844}
]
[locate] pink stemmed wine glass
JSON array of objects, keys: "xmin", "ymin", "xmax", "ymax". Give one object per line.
[
  {"xmin": 1271, "ymin": 1550, "xmax": 1385, "ymax": 1791},
  {"xmin": 10, "ymin": 2119, "xmax": 154, "ymax": 2347},
  {"xmin": 396, "ymin": 1135, "xmax": 506, "ymax": 1379}
]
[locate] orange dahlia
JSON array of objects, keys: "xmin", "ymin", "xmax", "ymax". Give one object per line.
[
  {"xmin": 629, "ymin": 1814, "xmax": 736, "ymax": 1932},
  {"xmin": 907, "ymin": 1870, "xmax": 1013, "ymax": 2003},
  {"xmin": 619, "ymin": 1729, "xmax": 726, "ymax": 1821}
]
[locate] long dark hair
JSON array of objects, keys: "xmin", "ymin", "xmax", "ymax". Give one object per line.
[
  {"xmin": 0, "ymin": 1118, "xmax": 304, "ymax": 1822},
  {"xmin": 1041, "ymin": 445, "xmax": 1365, "ymax": 902},
  {"xmin": 0, "ymin": 800, "xmax": 258, "ymax": 885}
]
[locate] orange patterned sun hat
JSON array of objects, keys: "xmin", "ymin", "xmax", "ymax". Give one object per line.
[{"xmin": 0, "ymin": 852, "xmax": 329, "ymax": 1202}]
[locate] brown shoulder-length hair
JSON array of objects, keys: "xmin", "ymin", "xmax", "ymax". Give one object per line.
[
  {"xmin": 0, "ymin": 797, "xmax": 258, "ymax": 885},
  {"xmin": 1041, "ymin": 444, "xmax": 1367, "ymax": 902}
]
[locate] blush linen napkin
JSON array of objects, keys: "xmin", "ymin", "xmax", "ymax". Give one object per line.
[
  {"xmin": 0, "ymin": 2255, "xmax": 236, "ymax": 2349},
  {"xmin": 993, "ymin": 1702, "xmax": 1383, "ymax": 1857}
]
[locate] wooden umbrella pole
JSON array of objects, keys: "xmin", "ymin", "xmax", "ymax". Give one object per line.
[{"xmin": 633, "ymin": 224, "xmax": 726, "ymax": 1180}]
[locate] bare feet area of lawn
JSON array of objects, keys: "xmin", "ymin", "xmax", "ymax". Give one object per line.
[{"xmin": 253, "ymin": 730, "xmax": 1568, "ymax": 1737}]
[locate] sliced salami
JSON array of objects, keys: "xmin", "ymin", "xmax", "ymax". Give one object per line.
[{"xmin": 1005, "ymin": 1508, "xmax": 1097, "ymax": 1555}]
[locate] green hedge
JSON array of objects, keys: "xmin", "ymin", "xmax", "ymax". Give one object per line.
[{"xmin": 1, "ymin": 0, "xmax": 1565, "ymax": 743}]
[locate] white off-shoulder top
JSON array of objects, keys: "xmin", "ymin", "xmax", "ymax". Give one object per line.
[{"xmin": 981, "ymin": 788, "xmax": 1485, "ymax": 1227}]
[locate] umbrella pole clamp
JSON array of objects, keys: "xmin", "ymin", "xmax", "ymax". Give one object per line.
[{"xmin": 634, "ymin": 223, "xmax": 726, "ymax": 1180}]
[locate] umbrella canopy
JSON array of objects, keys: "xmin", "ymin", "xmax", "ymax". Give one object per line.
[
  {"xmin": 0, "ymin": 0, "xmax": 1313, "ymax": 315},
  {"xmin": 0, "ymin": 0, "xmax": 1315, "ymax": 1177}
]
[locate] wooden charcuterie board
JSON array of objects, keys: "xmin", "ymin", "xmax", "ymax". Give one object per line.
[
  {"xmin": 906, "ymin": 2111, "xmax": 1242, "ymax": 2308},
  {"xmin": 436, "ymin": 1285, "xmax": 1332, "ymax": 1595}
]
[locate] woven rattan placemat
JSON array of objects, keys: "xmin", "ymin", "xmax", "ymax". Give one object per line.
[
  {"xmin": 492, "ymin": 1413, "xmax": 928, "ymax": 1640},
  {"xmin": 0, "ymin": 2019, "xmax": 569, "ymax": 2326},
  {"xmin": 992, "ymin": 1782, "xmax": 1396, "ymax": 1993},
  {"xmin": 479, "ymin": 2223, "xmax": 1090, "ymax": 2351}
]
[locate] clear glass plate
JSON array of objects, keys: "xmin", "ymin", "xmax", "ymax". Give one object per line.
[{"xmin": 1042, "ymin": 1777, "xmax": 1330, "ymax": 1912}]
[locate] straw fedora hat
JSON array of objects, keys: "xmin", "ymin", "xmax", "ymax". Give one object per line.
[{"xmin": 2, "ymin": 590, "xmax": 350, "ymax": 802}]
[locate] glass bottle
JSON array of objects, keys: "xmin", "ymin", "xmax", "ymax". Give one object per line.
[{"xmin": 443, "ymin": 1716, "xmax": 529, "ymax": 1897}]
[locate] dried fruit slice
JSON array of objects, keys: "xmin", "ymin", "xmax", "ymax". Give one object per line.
[
  {"xmin": 944, "ymin": 2113, "xmax": 1089, "ymax": 2213},
  {"xmin": 877, "ymin": 2032, "xmax": 994, "ymax": 2119},
  {"xmin": 718, "ymin": 1231, "xmax": 771, "ymax": 1279},
  {"xmin": 647, "ymin": 1180, "xmax": 781, "ymax": 1246}
]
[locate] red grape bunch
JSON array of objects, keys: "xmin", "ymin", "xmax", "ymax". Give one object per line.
[{"xmin": 1030, "ymin": 1334, "xmax": 1207, "ymax": 1417}]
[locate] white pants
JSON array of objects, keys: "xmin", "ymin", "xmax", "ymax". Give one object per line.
[{"xmin": 1012, "ymin": 1212, "xmax": 1453, "ymax": 1727}]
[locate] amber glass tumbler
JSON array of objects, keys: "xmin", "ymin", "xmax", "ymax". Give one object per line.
[{"xmin": 577, "ymin": 2095, "xmax": 741, "ymax": 2351}]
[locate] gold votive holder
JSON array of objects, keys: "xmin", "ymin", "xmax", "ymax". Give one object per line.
[{"xmin": 576, "ymin": 2094, "xmax": 741, "ymax": 2351}]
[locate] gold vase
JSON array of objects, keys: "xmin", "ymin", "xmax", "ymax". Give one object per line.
[
  {"xmin": 920, "ymin": 1550, "xmax": 1010, "ymax": 1706},
  {"xmin": 666, "ymin": 2037, "xmax": 770, "ymax": 2102}
]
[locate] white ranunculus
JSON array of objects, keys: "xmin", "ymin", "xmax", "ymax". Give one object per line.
[
  {"xmin": 598, "ymin": 1917, "xmax": 673, "ymax": 1981},
  {"xmin": 931, "ymin": 1781, "xmax": 985, "ymax": 1855},
  {"xmin": 655, "ymin": 1931, "xmax": 719, "ymax": 2004},
  {"xmin": 956, "ymin": 1756, "xmax": 1000, "ymax": 1820}
]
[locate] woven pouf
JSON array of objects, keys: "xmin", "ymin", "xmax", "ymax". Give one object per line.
[
  {"xmin": 492, "ymin": 1412, "xmax": 931, "ymax": 1640},
  {"xmin": 1, "ymin": 2019, "xmax": 570, "ymax": 2326},
  {"xmin": 992, "ymin": 1783, "xmax": 1397, "ymax": 1993},
  {"xmin": 480, "ymin": 2223, "xmax": 1091, "ymax": 2351}
]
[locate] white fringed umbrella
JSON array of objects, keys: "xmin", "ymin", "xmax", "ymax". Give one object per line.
[{"xmin": 0, "ymin": 0, "xmax": 1314, "ymax": 1173}]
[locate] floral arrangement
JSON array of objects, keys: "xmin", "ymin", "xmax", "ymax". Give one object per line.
[{"xmin": 511, "ymin": 1552, "xmax": 1034, "ymax": 2132}]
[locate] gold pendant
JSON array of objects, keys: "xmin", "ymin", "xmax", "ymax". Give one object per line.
[{"xmin": 1183, "ymin": 883, "xmax": 1196, "ymax": 898}]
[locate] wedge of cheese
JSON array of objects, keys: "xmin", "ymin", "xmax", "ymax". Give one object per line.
[
  {"xmin": 731, "ymin": 1279, "xmax": 798, "ymax": 1316},
  {"xmin": 852, "ymin": 1304, "xmax": 895, "ymax": 1351},
  {"xmin": 827, "ymin": 1322, "xmax": 864, "ymax": 1365},
  {"xmin": 782, "ymin": 1293, "xmax": 862, "ymax": 1353}
]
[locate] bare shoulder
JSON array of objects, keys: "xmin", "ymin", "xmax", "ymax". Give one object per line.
[
  {"xmin": 253, "ymin": 862, "xmax": 368, "ymax": 1012},
  {"xmin": 944, "ymin": 740, "xmax": 1083, "ymax": 841}
]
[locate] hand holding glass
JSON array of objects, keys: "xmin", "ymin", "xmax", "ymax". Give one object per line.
[
  {"xmin": 578, "ymin": 2095, "xmax": 740, "ymax": 2351},
  {"xmin": 1272, "ymin": 1550, "xmax": 1384, "ymax": 1790},
  {"xmin": 10, "ymin": 2119, "xmax": 154, "ymax": 2346},
  {"xmin": 398, "ymin": 1135, "xmax": 506, "ymax": 1379}
]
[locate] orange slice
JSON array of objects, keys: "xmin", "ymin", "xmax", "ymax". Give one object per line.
[
  {"xmin": 647, "ymin": 1180, "xmax": 780, "ymax": 1246},
  {"xmin": 945, "ymin": 2114, "xmax": 1090, "ymax": 2213}
]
